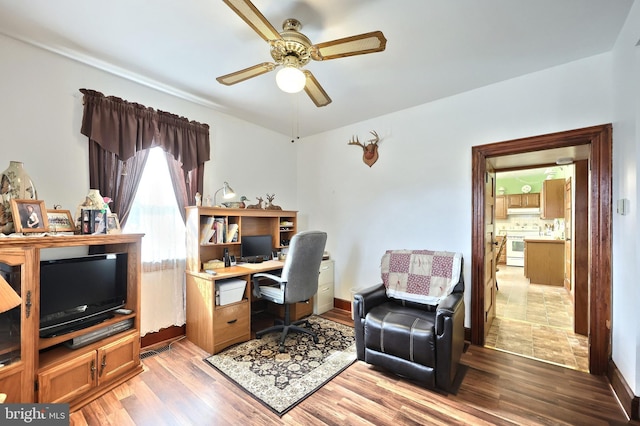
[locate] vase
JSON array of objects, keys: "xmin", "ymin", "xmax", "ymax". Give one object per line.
[{"xmin": 0, "ymin": 161, "xmax": 38, "ymax": 234}]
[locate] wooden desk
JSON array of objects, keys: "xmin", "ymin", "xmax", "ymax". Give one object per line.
[{"xmin": 185, "ymin": 261, "xmax": 286, "ymax": 355}]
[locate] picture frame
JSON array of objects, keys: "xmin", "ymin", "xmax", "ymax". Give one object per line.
[
  {"xmin": 46, "ymin": 209, "xmax": 75, "ymax": 232},
  {"xmin": 10, "ymin": 199, "xmax": 49, "ymax": 233},
  {"xmin": 106, "ymin": 213, "xmax": 121, "ymax": 234}
]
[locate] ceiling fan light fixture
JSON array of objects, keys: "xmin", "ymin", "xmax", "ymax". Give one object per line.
[{"xmin": 276, "ymin": 65, "xmax": 306, "ymax": 93}]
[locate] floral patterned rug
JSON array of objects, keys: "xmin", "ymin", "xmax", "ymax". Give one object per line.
[{"xmin": 205, "ymin": 316, "xmax": 356, "ymax": 416}]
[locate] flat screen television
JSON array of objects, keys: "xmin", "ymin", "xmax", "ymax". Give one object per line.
[
  {"xmin": 241, "ymin": 235, "xmax": 273, "ymax": 262},
  {"xmin": 39, "ymin": 253, "xmax": 128, "ymax": 338}
]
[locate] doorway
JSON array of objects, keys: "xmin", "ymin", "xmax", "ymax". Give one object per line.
[{"xmin": 470, "ymin": 124, "xmax": 612, "ymax": 375}]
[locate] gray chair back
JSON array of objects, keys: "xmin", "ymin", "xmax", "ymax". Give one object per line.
[{"xmin": 280, "ymin": 231, "xmax": 327, "ymax": 303}]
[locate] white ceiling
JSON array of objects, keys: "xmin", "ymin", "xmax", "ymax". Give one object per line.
[{"xmin": 0, "ymin": 0, "xmax": 634, "ymax": 137}]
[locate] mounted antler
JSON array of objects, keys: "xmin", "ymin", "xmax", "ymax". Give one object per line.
[{"xmin": 348, "ymin": 130, "xmax": 380, "ymax": 167}]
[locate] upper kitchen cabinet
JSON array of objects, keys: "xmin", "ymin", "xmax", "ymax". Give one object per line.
[
  {"xmin": 507, "ymin": 193, "xmax": 540, "ymax": 208},
  {"xmin": 541, "ymin": 179, "xmax": 565, "ymax": 219},
  {"xmin": 496, "ymin": 195, "xmax": 507, "ymax": 219}
]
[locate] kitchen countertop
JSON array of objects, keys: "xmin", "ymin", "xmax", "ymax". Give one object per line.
[{"xmin": 524, "ymin": 236, "xmax": 565, "ymax": 243}]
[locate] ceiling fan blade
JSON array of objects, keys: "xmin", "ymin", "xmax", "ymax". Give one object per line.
[
  {"xmin": 303, "ymin": 70, "xmax": 331, "ymax": 107},
  {"xmin": 216, "ymin": 63, "xmax": 276, "ymax": 86},
  {"xmin": 311, "ymin": 31, "xmax": 387, "ymax": 61},
  {"xmin": 222, "ymin": 0, "xmax": 283, "ymax": 42}
]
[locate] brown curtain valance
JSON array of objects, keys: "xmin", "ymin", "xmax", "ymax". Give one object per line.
[{"xmin": 79, "ymin": 89, "xmax": 210, "ymax": 171}]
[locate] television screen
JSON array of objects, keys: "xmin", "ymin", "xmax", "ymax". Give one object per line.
[
  {"xmin": 39, "ymin": 253, "xmax": 128, "ymax": 337},
  {"xmin": 241, "ymin": 235, "xmax": 273, "ymax": 261}
]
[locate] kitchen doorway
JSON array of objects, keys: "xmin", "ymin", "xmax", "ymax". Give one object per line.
[
  {"xmin": 470, "ymin": 124, "xmax": 612, "ymax": 375},
  {"xmin": 486, "ymin": 164, "xmax": 589, "ymax": 370}
]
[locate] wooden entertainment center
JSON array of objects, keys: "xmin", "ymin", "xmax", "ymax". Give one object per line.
[{"xmin": 0, "ymin": 233, "xmax": 143, "ymax": 410}]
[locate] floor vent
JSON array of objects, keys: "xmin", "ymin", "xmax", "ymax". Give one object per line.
[{"xmin": 140, "ymin": 344, "xmax": 171, "ymax": 360}]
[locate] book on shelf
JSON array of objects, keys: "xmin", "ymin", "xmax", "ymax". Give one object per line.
[
  {"xmin": 214, "ymin": 217, "xmax": 225, "ymax": 243},
  {"xmin": 226, "ymin": 223, "xmax": 239, "ymax": 243},
  {"xmin": 200, "ymin": 217, "xmax": 215, "ymax": 244}
]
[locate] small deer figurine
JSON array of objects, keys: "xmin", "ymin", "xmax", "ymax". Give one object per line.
[
  {"xmin": 348, "ymin": 130, "xmax": 380, "ymax": 167},
  {"xmin": 246, "ymin": 196, "xmax": 263, "ymax": 209},
  {"xmin": 265, "ymin": 194, "xmax": 282, "ymax": 210}
]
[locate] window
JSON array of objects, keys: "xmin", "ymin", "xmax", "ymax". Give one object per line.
[{"xmin": 124, "ymin": 147, "xmax": 186, "ymax": 268}]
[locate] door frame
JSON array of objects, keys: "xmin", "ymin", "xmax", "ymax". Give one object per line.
[{"xmin": 471, "ymin": 124, "xmax": 612, "ymax": 375}]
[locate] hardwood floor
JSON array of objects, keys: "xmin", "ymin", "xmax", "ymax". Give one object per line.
[{"xmin": 70, "ymin": 309, "xmax": 635, "ymax": 425}]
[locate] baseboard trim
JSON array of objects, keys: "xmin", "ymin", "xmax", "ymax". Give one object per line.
[
  {"xmin": 608, "ymin": 359, "xmax": 639, "ymax": 420},
  {"xmin": 334, "ymin": 297, "xmax": 351, "ymax": 312},
  {"xmin": 141, "ymin": 325, "xmax": 186, "ymax": 349}
]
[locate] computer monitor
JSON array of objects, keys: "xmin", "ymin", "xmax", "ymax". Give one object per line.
[{"xmin": 241, "ymin": 235, "xmax": 273, "ymax": 261}]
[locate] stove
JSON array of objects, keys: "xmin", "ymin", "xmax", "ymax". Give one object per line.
[{"xmin": 505, "ymin": 228, "xmax": 540, "ymax": 266}]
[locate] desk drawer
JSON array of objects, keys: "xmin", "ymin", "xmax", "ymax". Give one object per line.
[
  {"xmin": 319, "ymin": 261, "xmax": 334, "ymax": 285},
  {"xmin": 213, "ymin": 302, "xmax": 250, "ymax": 352}
]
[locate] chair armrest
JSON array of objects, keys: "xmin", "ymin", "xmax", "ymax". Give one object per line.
[
  {"xmin": 252, "ymin": 273, "xmax": 285, "ymax": 298},
  {"xmin": 435, "ymin": 292, "xmax": 465, "ymax": 390},
  {"xmin": 436, "ymin": 292, "xmax": 464, "ymax": 317},
  {"xmin": 353, "ymin": 283, "xmax": 387, "ymax": 319}
]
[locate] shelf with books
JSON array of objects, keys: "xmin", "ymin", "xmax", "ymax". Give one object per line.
[{"xmin": 185, "ymin": 207, "xmax": 297, "ymax": 273}]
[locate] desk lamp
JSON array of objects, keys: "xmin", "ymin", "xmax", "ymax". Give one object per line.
[
  {"xmin": 214, "ymin": 181, "xmax": 236, "ymax": 207},
  {"xmin": 0, "ymin": 275, "xmax": 21, "ymax": 313}
]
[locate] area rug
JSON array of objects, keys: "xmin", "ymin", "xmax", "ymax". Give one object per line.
[{"xmin": 205, "ymin": 316, "xmax": 356, "ymax": 416}]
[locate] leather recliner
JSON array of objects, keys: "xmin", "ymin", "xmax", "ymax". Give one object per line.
[{"xmin": 353, "ymin": 259, "xmax": 465, "ymax": 391}]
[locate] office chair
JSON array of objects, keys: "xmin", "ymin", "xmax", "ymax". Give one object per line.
[{"xmin": 252, "ymin": 230, "xmax": 327, "ymax": 352}]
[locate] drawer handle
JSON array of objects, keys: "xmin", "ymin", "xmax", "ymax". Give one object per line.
[
  {"xmin": 321, "ymin": 266, "xmax": 329, "ymax": 271},
  {"xmin": 227, "ymin": 319, "xmax": 237, "ymax": 324}
]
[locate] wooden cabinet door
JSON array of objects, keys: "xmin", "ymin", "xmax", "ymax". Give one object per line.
[
  {"xmin": 507, "ymin": 194, "xmax": 522, "ymax": 208},
  {"xmin": 495, "ymin": 196, "xmax": 507, "ymax": 219},
  {"xmin": 0, "ymin": 365, "xmax": 24, "ymax": 403},
  {"xmin": 97, "ymin": 333, "xmax": 140, "ymax": 385},
  {"xmin": 541, "ymin": 179, "xmax": 565, "ymax": 219},
  {"xmin": 38, "ymin": 351, "xmax": 96, "ymax": 403},
  {"xmin": 523, "ymin": 193, "xmax": 540, "ymax": 207}
]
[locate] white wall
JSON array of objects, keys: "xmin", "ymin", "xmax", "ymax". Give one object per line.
[
  {"xmin": 612, "ymin": 1, "xmax": 640, "ymax": 395},
  {"xmin": 298, "ymin": 53, "xmax": 613, "ymax": 320},
  {"xmin": 0, "ymin": 33, "xmax": 296, "ymax": 335},
  {"xmin": 0, "ymin": 33, "xmax": 297, "ymax": 214}
]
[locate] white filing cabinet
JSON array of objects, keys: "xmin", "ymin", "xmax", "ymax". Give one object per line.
[{"xmin": 314, "ymin": 260, "xmax": 335, "ymax": 314}]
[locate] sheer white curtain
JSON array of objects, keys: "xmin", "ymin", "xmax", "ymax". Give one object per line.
[{"xmin": 124, "ymin": 147, "xmax": 186, "ymax": 335}]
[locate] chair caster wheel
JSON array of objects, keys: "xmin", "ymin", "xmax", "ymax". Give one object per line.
[
  {"xmin": 279, "ymin": 345, "xmax": 285, "ymax": 353},
  {"xmin": 313, "ymin": 337, "xmax": 319, "ymax": 343}
]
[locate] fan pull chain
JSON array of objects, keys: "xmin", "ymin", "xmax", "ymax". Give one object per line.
[{"xmin": 291, "ymin": 93, "xmax": 300, "ymax": 143}]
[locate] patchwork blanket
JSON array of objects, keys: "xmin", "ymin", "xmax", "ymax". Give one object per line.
[{"xmin": 381, "ymin": 250, "xmax": 462, "ymax": 305}]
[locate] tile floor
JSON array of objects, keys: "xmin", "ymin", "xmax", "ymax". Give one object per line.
[{"xmin": 485, "ymin": 265, "xmax": 589, "ymax": 372}]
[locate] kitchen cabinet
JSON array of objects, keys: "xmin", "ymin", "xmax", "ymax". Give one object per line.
[
  {"xmin": 541, "ymin": 179, "xmax": 564, "ymax": 219},
  {"xmin": 507, "ymin": 193, "xmax": 540, "ymax": 208},
  {"xmin": 524, "ymin": 239, "xmax": 564, "ymax": 286},
  {"xmin": 495, "ymin": 195, "xmax": 507, "ymax": 219}
]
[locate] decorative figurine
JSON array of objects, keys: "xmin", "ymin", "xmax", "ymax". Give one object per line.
[
  {"xmin": 195, "ymin": 192, "xmax": 202, "ymax": 206},
  {"xmin": 246, "ymin": 196, "xmax": 264, "ymax": 209},
  {"xmin": 265, "ymin": 194, "xmax": 282, "ymax": 210}
]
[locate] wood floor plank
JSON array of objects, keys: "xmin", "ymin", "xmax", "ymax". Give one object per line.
[{"xmin": 70, "ymin": 309, "xmax": 634, "ymax": 425}]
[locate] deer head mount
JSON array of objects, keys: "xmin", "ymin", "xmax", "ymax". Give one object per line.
[{"xmin": 348, "ymin": 130, "xmax": 380, "ymax": 167}]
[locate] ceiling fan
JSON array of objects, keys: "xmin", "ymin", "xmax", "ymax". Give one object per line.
[{"xmin": 216, "ymin": 0, "xmax": 387, "ymax": 107}]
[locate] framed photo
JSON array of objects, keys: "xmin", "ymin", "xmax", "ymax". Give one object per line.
[
  {"xmin": 46, "ymin": 209, "xmax": 75, "ymax": 232},
  {"xmin": 10, "ymin": 199, "xmax": 49, "ymax": 233},
  {"xmin": 106, "ymin": 213, "xmax": 121, "ymax": 234}
]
